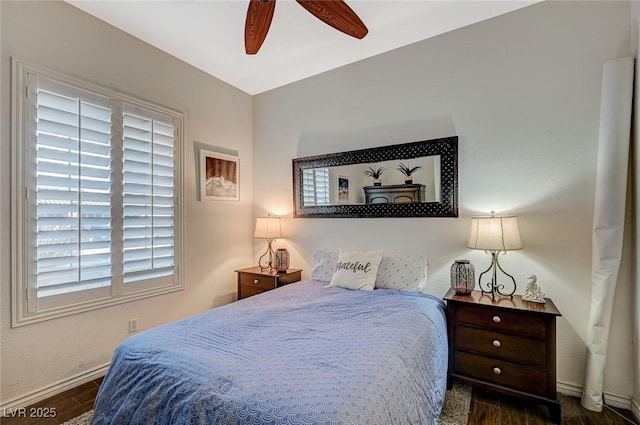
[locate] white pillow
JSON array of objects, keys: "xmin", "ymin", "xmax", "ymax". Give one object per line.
[
  {"xmin": 329, "ymin": 250, "xmax": 383, "ymax": 291},
  {"xmin": 375, "ymin": 254, "xmax": 428, "ymax": 292},
  {"xmin": 311, "ymin": 249, "xmax": 339, "ymax": 282}
]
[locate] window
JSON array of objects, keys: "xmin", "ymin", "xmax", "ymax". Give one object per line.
[
  {"xmin": 11, "ymin": 60, "xmax": 184, "ymax": 326},
  {"xmin": 302, "ymin": 168, "xmax": 330, "ymax": 206}
]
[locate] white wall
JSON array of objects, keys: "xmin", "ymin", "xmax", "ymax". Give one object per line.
[
  {"xmin": 253, "ymin": 0, "xmax": 635, "ymax": 402},
  {"xmin": 0, "ymin": 1, "xmax": 253, "ymax": 406},
  {"xmin": 631, "ymin": 2, "xmax": 640, "ymax": 419}
]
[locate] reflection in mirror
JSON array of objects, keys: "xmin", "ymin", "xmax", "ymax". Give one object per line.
[
  {"xmin": 303, "ymin": 156, "xmax": 441, "ymax": 206},
  {"xmin": 293, "ymin": 136, "xmax": 458, "ymax": 218}
]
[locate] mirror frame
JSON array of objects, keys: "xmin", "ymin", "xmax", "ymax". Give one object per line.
[{"xmin": 292, "ymin": 136, "xmax": 458, "ymax": 218}]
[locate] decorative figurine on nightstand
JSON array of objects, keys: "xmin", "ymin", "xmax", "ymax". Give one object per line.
[{"xmin": 522, "ymin": 274, "xmax": 546, "ymax": 303}]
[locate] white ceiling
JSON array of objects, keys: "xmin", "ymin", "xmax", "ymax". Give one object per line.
[{"xmin": 66, "ymin": 0, "xmax": 538, "ymax": 95}]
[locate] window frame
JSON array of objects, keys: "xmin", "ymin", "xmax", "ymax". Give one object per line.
[{"xmin": 11, "ymin": 59, "xmax": 185, "ymax": 327}]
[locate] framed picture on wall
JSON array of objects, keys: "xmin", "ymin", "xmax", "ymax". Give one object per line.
[
  {"xmin": 337, "ymin": 175, "xmax": 349, "ymax": 203},
  {"xmin": 199, "ymin": 149, "xmax": 240, "ymax": 201}
]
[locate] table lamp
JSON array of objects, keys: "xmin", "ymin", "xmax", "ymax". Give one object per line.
[
  {"xmin": 254, "ymin": 216, "xmax": 283, "ymax": 271},
  {"xmin": 467, "ymin": 211, "xmax": 523, "ymax": 299}
]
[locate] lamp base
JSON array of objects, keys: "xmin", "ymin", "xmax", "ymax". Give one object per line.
[
  {"xmin": 478, "ymin": 251, "xmax": 517, "ymax": 300},
  {"xmin": 258, "ymin": 239, "xmax": 276, "ymax": 272}
]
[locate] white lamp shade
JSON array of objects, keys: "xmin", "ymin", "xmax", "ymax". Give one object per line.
[
  {"xmin": 254, "ymin": 216, "xmax": 282, "ymax": 239},
  {"xmin": 467, "ymin": 215, "xmax": 523, "ymax": 251}
]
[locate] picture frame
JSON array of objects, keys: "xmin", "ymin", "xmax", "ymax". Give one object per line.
[
  {"xmin": 337, "ymin": 175, "xmax": 350, "ymax": 203},
  {"xmin": 199, "ymin": 149, "xmax": 239, "ymax": 201}
]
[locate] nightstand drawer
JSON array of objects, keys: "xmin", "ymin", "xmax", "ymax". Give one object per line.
[
  {"xmin": 455, "ymin": 350, "xmax": 547, "ymax": 396},
  {"xmin": 455, "ymin": 325, "xmax": 546, "ymax": 368},
  {"xmin": 455, "ymin": 304, "xmax": 546, "ymax": 339},
  {"xmin": 240, "ymin": 285, "xmax": 268, "ymax": 298},
  {"xmin": 239, "ymin": 273, "xmax": 276, "ymax": 290}
]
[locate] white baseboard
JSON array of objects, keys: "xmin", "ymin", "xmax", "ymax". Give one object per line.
[
  {"xmin": 0, "ymin": 363, "xmax": 110, "ymax": 410},
  {"xmin": 603, "ymin": 392, "xmax": 637, "ymax": 412},
  {"xmin": 632, "ymin": 398, "xmax": 640, "ymax": 423},
  {"xmin": 557, "ymin": 380, "xmax": 583, "ymax": 398},
  {"xmin": 557, "ymin": 379, "xmax": 638, "ymax": 419}
]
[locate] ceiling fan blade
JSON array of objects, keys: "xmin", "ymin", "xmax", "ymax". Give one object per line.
[
  {"xmin": 245, "ymin": 0, "xmax": 276, "ymax": 55},
  {"xmin": 296, "ymin": 0, "xmax": 368, "ymax": 39}
]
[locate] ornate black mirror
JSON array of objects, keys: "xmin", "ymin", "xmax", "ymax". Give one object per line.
[{"xmin": 292, "ymin": 136, "xmax": 458, "ymax": 218}]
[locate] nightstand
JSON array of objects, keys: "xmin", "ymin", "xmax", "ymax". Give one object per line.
[
  {"xmin": 235, "ymin": 266, "xmax": 302, "ymax": 300},
  {"xmin": 444, "ymin": 289, "xmax": 562, "ymax": 423}
]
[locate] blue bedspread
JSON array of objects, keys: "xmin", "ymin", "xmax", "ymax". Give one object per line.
[{"xmin": 91, "ymin": 280, "xmax": 448, "ymax": 425}]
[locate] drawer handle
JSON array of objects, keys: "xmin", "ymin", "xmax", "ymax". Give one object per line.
[
  {"xmin": 492, "ymin": 315, "xmax": 501, "ymax": 323},
  {"xmin": 493, "ymin": 367, "xmax": 502, "ymax": 375},
  {"xmin": 492, "ymin": 339, "xmax": 502, "ymax": 348},
  {"xmin": 254, "ymin": 279, "xmax": 260, "ymax": 284}
]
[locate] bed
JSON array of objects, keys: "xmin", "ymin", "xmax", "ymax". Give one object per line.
[{"xmin": 91, "ymin": 278, "xmax": 448, "ymax": 425}]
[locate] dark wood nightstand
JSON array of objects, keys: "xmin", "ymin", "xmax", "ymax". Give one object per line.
[
  {"xmin": 235, "ymin": 266, "xmax": 302, "ymax": 300},
  {"xmin": 444, "ymin": 289, "xmax": 562, "ymax": 423}
]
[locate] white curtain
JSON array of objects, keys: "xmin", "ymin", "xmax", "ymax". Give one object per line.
[{"xmin": 581, "ymin": 57, "xmax": 634, "ymax": 412}]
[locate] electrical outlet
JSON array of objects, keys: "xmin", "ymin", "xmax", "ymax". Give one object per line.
[{"xmin": 128, "ymin": 318, "xmax": 138, "ymax": 333}]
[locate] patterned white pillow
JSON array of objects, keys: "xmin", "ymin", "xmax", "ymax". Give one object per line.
[
  {"xmin": 375, "ymin": 255, "xmax": 428, "ymax": 292},
  {"xmin": 311, "ymin": 249, "xmax": 339, "ymax": 282},
  {"xmin": 329, "ymin": 250, "xmax": 383, "ymax": 291},
  {"xmin": 312, "ymin": 249, "xmax": 428, "ymax": 292}
]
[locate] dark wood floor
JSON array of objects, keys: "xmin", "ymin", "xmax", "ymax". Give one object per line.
[
  {"xmin": 470, "ymin": 387, "xmax": 638, "ymax": 425},
  {"xmin": 1, "ymin": 377, "xmax": 637, "ymax": 425},
  {"xmin": 1, "ymin": 377, "xmax": 102, "ymax": 425}
]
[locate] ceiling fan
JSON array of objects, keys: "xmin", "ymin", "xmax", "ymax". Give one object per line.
[{"xmin": 245, "ymin": 0, "xmax": 368, "ymax": 55}]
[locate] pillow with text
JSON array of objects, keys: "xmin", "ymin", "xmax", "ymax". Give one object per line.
[{"xmin": 329, "ymin": 250, "xmax": 383, "ymax": 291}]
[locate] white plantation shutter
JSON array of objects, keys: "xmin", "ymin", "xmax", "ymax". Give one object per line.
[
  {"xmin": 33, "ymin": 77, "xmax": 113, "ymax": 308},
  {"xmin": 12, "ymin": 61, "xmax": 183, "ymax": 325},
  {"xmin": 302, "ymin": 168, "xmax": 330, "ymax": 206},
  {"xmin": 122, "ymin": 106, "xmax": 176, "ymax": 285}
]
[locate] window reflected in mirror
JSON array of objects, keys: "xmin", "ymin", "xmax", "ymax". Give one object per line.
[{"xmin": 302, "ymin": 168, "xmax": 330, "ymax": 206}]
